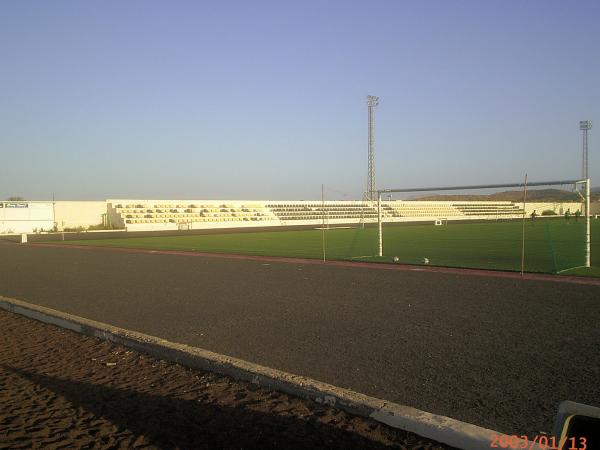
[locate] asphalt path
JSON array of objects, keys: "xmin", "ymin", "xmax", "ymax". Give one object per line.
[{"xmin": 1, "ymin": 241, "xmax": 599, "ymax": 436}]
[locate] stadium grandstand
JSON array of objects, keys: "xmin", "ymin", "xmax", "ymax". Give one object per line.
[{"xmin": 0, "ymin": 198, "xmax": 590, "ymax": 234}]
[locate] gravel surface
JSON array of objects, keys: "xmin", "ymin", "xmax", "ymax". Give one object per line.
[
  {"xmin": 0, "ymin": 310, "xmax": 453, "ymax": 449},
  {"xmin": 1, "ymin": 242, "xmax": 599, "ymax": 436}
]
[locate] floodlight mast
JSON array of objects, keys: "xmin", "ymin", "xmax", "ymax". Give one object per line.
[
  {"xmin": 367, "ymin": 96, "xmax": 379, "ymax": 201},
  {"xmin": 580, "ymin": 121, "xmax": 592, "ymax": 180},
  {"xmin": 578, "ymin": 121, "xmax": 592, "ymax": 268}
]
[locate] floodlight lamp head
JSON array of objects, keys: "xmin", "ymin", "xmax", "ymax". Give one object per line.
[
  {"xmin": 580, "ymin": 120, "xmax": 592, "ymax": 130},
  {"xmin": 367, "ymin": 95, "xmax": 379, "ymax": 107}
]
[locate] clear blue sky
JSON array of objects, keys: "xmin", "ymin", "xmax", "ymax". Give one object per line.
[{"xmin": 1, "ymin": 0, "xmax": 598, "ymax": 200}]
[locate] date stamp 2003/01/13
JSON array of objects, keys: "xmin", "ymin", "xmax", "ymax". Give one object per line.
[{"xmin": 490, "ymin": 434, "xmax": 587, "ymax": 450}]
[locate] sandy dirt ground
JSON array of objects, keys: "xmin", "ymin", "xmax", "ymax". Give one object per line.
[{"xmin": 0, "ymin": 310, "xmax": 453, "ymax": 449}]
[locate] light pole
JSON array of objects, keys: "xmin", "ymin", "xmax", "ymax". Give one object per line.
[
  {"xmin": 579, "ymin": 121, "xmax": 592, "ymax": 234},
  {"xmin": 367, "ymin": 96, "xmax": 379, "ymax": 201},
  {"xmin": 580, "ymin": 120, "xmax": 592, "ymax": 180}
]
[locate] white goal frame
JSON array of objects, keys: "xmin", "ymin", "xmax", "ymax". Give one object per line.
[{"xmin": 376, "ymin": 178, "xmax": 591, "ymax": 270}]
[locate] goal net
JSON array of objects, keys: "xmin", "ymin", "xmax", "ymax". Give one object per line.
[{"xmin": 368, "ymin": 179, "xmax": 592, "ymax": 275}]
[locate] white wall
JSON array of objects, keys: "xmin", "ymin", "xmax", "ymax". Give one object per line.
[{"xmin": 53, "ymin": 201, "xmax": 108, "ymax": 230}]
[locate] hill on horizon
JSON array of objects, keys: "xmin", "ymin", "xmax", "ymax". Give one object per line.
[{"xmin": 412, "ymin": 188, "xmax": 599, "ymax": 202}]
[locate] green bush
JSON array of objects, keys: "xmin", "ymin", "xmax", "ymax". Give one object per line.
[
  {"xmin": 541, "ymin": 210, "xmax": 556, "ymax": 216},
  {"xmin": 88, "ymin": 223, "xmax": 111, "ymax": 230},
  {"xmin": 63, "ymin": 226, "xmax": 86, "ymax": 232}
]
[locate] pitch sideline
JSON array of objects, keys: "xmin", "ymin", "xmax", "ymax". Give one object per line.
[{"xmin": 29, "ymin": 242, "xmax": 600, "ymax": 286}]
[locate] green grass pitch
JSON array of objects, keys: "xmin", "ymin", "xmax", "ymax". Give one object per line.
[{"xmin": 61, "ymin": 218, "xmax": 600, "ymax": 277}]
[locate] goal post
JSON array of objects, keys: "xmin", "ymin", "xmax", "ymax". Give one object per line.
[
  {"xmin": 583, "ymin": 178, "xmax": 591, "ymax": 268},
  {"xmin": 376, "ymin": 178, "xmax": 591, "ymax": 272}
]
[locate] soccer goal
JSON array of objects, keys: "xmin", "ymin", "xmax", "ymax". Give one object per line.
[{"xmin": 375, "ymin": 178, "xmax": 592, "ymax": 274}]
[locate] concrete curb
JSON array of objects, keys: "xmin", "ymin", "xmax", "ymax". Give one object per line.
[{"xmin": 0, "ymin": 295, "xmax": 538, "ymax": 450}]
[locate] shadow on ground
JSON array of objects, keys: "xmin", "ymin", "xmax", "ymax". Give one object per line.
[{"xmin": 4, "ymin": 365, "xmax": 429, "ymax": 449}]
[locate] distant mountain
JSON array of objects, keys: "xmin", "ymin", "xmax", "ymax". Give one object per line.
[{"xmin": 414, "ymin": 188, "xmax": 599, "ymax": 202}]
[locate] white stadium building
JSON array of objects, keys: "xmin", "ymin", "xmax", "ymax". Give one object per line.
[{"xmin": 0, "ymin": 199, "xmax": 591, "ymax": 235}]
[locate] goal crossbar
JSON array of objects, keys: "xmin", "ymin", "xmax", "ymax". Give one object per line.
[
  {"xmin": 378, "ymin": 179, "xmax": 583, "ymax": 194},
  {"xmin": 376, "ymin": 178, "xmax": 591, "ymax": 270}
]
